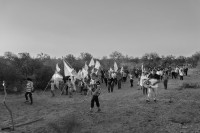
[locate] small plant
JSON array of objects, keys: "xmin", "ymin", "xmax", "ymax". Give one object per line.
[
  {"xmin": 178, "ymin": 82, "xmax": 200, "ymax": 90},
  {"xmin": 48, "ymin": 115, "xmax": 80, "ymax": 133}
]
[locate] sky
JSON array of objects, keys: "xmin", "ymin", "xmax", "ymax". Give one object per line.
[{"xmin": 0, "ymin": 0, "xmax": 200, "ymax": 58}]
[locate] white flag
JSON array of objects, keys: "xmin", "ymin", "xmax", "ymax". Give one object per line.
[
  {"xmin": 84, "ymin": 62, "xmax": 89, "ymax": 70},
  {"xmin": 114, "ymin": 62, "xmax": 118, "ymax": 72},
  {"xmin": 95, "ymin": 61, "xmax": 101, "ymax": 70},
  {"xmin": 89, "ymin": 58, "xmax": 95, "ymax": 67},
  {"xmin": 51, "ymin": 72, "xmax": 63, "ymax": 89},
  {"xmin": 120, "ymin": 67, "xmax": 124, "ymax": 73},
  {"xmin": 56, "ymin": 63, "xmax": 60, "ymax": 72},
  {"xmin": 82, "ymin": 68, "xmax": 88, "ymax": 78},
  {"xmin": 91, "ymin": 67, "xmax": 95, "ymax": 73},
  {"xmin": 142, "ymin": 64, "xmax": 144, "ymax": 72},
  {"xmin": 63, "ymin": 60, "xmax": 73, "ymax": 76},
  {"xmin": 109, "ymin": 67, "xmax": 113, "ymax": 73},
  {"xmin": 52, "ymin": 72, "xmax": 63, "ymax": 81},
  {"xmin": 77, "ymin": 70, "xmax": 82, "ymax": 79}
]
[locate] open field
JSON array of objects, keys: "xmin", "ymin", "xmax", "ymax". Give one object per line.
[{"xmin": 1, "ymin": 68, "xmax": 200, "ymax": 133}]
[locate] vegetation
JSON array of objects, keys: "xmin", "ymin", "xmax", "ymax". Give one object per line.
[{"xmin": 0, "ymin": 51, "xmax": 200, "ymax": 92}]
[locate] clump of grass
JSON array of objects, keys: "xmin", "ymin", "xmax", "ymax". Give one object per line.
[
  {"xmin": 48, "ymin": 115, "xmax": 80, "ymax": 133},
  {"xmin": 178, "ymin": 82, "xmax": 200, "ymax": 90}
]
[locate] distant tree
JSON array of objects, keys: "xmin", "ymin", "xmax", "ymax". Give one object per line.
[
  {"xmin": 109, "ymin": 51, "xmax": 124, "ymax": 60},
  {"xmin": 79, "ymin": 52, "xmax": 93, "ymax": 63}
]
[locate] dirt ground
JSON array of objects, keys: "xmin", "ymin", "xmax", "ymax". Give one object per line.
[{"xmin": 1, "ymin": 68, "xmax": 200, "ymax": 133}]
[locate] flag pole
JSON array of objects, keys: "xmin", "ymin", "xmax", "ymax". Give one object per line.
[{"xmin": 42, "ymin": 80, "xmax": 51, "ymax": 95}]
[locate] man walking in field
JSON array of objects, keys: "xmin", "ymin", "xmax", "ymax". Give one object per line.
[{"xmin": 25, "ymin": 78, "xmax": 34, "ymax": 105}]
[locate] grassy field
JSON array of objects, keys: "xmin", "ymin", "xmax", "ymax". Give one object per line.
[{"xmin": 1, "ymin": 68, "xmax": 200, "ymax": 133}]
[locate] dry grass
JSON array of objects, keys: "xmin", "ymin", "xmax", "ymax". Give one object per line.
[
  {"xmin": 177, "ymin": 82, "xmax": 200, "ymax": 90},
  {"xmin": 48, "ymin": 115, "xmax": 80, "ymax": 133},
  {"xmin": 1, "ymin": 68, "xmax": 200, "ymax": 133}
]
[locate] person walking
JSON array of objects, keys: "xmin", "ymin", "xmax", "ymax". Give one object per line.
[
  {"xmin": 163, "ymin": 72, "xmax": 169, "ymax": 89},
  {"xmin": 130, "ymin": 73, "xmax": 134, "ymax": 87},
  {"xmin": 25, "ymin": 78, "xmax": 34, "ymax": 105},
  {"xmin": 90, "ymin": 75, "xmax": 101, "ymax": 112},
  {"xmin": 179, "ymin": 68, "xmax": 184, "ymax": 80}
]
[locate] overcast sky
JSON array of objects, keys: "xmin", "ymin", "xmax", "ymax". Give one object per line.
[{"xmin": 0, "ymin": 0, "xmax": 199, "ymax": 58}]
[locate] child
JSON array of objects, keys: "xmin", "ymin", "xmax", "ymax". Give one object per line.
[
  {"xmin": 90, "ymin": 78, "xmax": 101, "ymax": 112},
  {"xmin": 25, "ymin": 78, "xmax": 34, "ymax": 105}
]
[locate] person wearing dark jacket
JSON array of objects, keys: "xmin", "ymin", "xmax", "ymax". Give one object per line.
[{"xmin": 108, "ymin": 75, "xmax": 114, "ymax": 93}]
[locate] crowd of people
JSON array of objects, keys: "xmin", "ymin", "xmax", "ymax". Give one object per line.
[{"xmin": 23, "ymin": 64, "xmax": 189, "ymax": 112}]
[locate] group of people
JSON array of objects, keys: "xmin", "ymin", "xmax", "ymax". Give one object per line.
[{"xmin": 23, "ymin": 64, "xmax": 189, "ymax": 112}]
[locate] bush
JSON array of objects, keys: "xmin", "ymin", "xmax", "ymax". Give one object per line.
[
  {"xmin": 178, "ymin": 82, "xmax": 200, "ymax": 90},
  {"xmin": 48, "ymin": 115, "xmax": 80, "ymax": 133}
]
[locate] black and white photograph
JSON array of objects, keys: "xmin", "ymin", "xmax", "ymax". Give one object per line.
[{"xmin": 0, "ymin": 0, "xmax": 200, "ymax": 133}]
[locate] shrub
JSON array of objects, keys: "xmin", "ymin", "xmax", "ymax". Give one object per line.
[
  {"xmin": 178, "ymin": 82, "xmax": 200, "ymax": 90},
  {"xmin": 48, "ymin": 115, "xmax": 80, "ymax": 133}
]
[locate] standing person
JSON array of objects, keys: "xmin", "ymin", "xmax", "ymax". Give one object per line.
[
  {"xmin": 184, "ymin": 66, "xmax": 188, "ymax": 76},
  {"xmin": 140, "ymin": 72, "xmax": 149, "ymax": 95},
  {"xmin": 79, "ymin": 79, "xmax": 85, "ymax": 95},
  {"xmin": 179, "ymin": 68, "xmax": 184, "ymax": 80},
  {"xmin": 122, "ymin": 72, "xmax": 126, "ymax": 82},
  {"xmin": 163, "ymin": 72, "xmax": 169, "ymax": 89},
  {"xmin": 117, "ymin": 71, "xmax": 122, "ymax": 89},
  {"xmin": 146, "ymin": 69, "xmax": 160, "ymax": 103},
  {"xmin": 104, "ymin": 71, "xmax": 108, "ymax": 87},
  {"xmin": 67, "ymin": 78, "xmax": 74, "ymax": 98},
  {"xmin": 25, "ymin": 78, "xmax": 34, "ymax": 105},
  {"xmin": 111, "ymin": 72, "xmax": 117, "ymax": 85},
  {"xmin": 100, "ymin": 70, "xmax": 104, "ymax": 83},
  {"xmin": 160, "ymin": 69, "xmax": 164, "ymax": 81},
  {"xmin": 108, "ymin": 75, "xmax": 114, "ymax": 93},
  {"xmin": 175, "ymin": 66, "xmax": 179, "ymax": 79},
  {"xmin": 130, "ymin": 73, "xmax": 134, "ymax": 87},
  {"xmin": 90, "ymin": 77, "xmax": 101, "ymax": 112},
  {"xmin": 71, "ymin": 76, "xmax": 76, "ymax": 92},
  {"xmin": 50, "ymin": 80, "xmax": 55, "ymax": 97},
  {"xmin": 135, "ymin": 69, "xmax": 139, "ymax": 78},
  {"xmin": 171, "ymin": 69, "xmax": 176, "ymax": 79}
]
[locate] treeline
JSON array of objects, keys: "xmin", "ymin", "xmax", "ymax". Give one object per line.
[{"xmin": 0, "ymin": 51, "xmax": 200, "ymax": 92}]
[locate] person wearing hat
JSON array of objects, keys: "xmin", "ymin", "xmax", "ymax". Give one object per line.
[
  {"xmin": 90, "ymin": 75, "xmax": 101, "ymax": 112},
  {"xmin": 25, "ymin": 78, "xmax": 34, "ymax": 105},
  {"xmin": 146, "ymin": 69, "xmax": 160, "ymax": 103}
]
